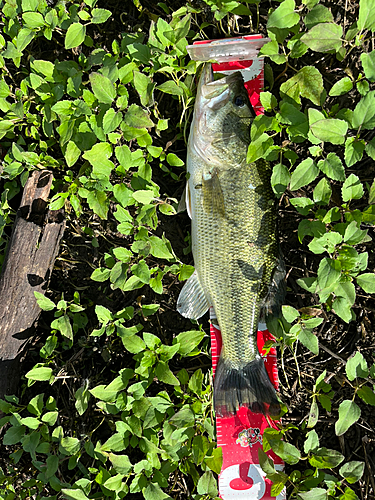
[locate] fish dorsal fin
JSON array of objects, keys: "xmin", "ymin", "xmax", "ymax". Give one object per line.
[
  {"xmin": 177, "ymin": 271, "xmax": 210, "ymax": 320},
  {"xmin": 202, "ymin": 168, "xmax": 225, "ymax": 217}
]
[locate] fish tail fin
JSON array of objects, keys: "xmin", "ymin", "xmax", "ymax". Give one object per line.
[{"xmin": 214, "ymin": 355, "xmax": 280, "ymax": 418}]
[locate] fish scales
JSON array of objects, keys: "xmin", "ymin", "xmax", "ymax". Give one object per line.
[{"xmin": 178, "ymin": 64, "xmax": 280, "ymax": 417}]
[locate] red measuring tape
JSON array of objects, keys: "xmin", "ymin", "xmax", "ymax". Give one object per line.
[{"xmin": 187, "ymin": 36, "xmax": 286, "ymax": 500}]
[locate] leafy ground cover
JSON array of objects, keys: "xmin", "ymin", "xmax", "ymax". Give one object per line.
[{"xmin": 0, "ymin": 0, "xmax": 374, "ymax": 499}]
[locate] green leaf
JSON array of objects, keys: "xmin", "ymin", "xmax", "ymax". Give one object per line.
[
  {"xmin": 174, "ymin": 330, "xmax": 205, "ymax": 355},
  {"xmin": 345, "ymin": 137, "xmax": 365, "ymax": 167},
  {"xmin": 301, "ymin": 23, "xmax": 343, "ymax": 52},
  {"xmin": 342, "ymin": 174, "xmax": 364, "ymax": 202},
  {"xmin": 131, "ymin": 260, "xmax": 150, "ymax": 284},
  {"xmin": 197, "ymin": 471, "xmax": 218, "ymax": 497},
  {"xmin": 304, "ymin": 429, "xmax": 319, "ymax": 453},
  {"xmin": 89, "ymin": 72, "xmax": 116, "ymax": 104},
  {"xmin": 352, "ymin": 91, "xmax": 375, "ymax": 130},
  {"xmin": 298, "ymin": 488, "xmax": 328, "ymax": 500},
  {"xmin": 51, "ymin": 315, "xmax": 73, "ymax": 341},
  {"xmin": 317, "ymin": 257, "xmax": 341, "ymax": 289},
  {"xmin": 339, "ymin": 461, "xmax": 365, "ymax": 484},
  {"xmin": 267, "ymin": 0, "xmax": 300, "ymax": 29},
  {"xmin": 317, "ymin": 153, "xmax": 345, "ymax": 181},
  {"xmin": 109, "ymin": 453, "xmax": 133, "ymax": 474},
  {"xmin": 87, "ymin": 191, "xmax": 109, "ymax": 219},
  {"xmin": 357, "ymin": 386, "xmax": 375, "ymax": 406},
  {"xmin": 64, "ymin": 141, "xmax": 81, "ymax": 167},
  {"xmin": 271, "ymin": 163, "xmax": 291, "ymax": 196},
  {"xmin": 282, "ymin": 305, "xmax": 300, "ymax": 323},
  {"xmin": 34, "ymin": 292, "xmax": 55, "ymax": 311},
  {"xmin": 167, "ymin": 153, "xmax": 184, "ymax": 166},
  {"xmin": 309, "ymin": 447, "xmax": 345, "ymax": 468},
  {"xmin": 304, "ymin": 4, "xmax": 333, "ymax": 29},
  {"xmin": 3, "ymin": 425, "xmax": 26, "ymax": 445},
  {"xmin": 313, "ymin": 177, "xmax": 332, "ymax": 205},
  {"xmin": 156, "ymin": 80, "xmax": 184, "ymax": 96},
  {"xmin": 310, "ymin": 118, "xmax": 348, "ymax": 145},
  {"xmin": 299, "ymin": 329, "xmax": 319, "ymax": 355},
  {"xmin": 268, "ymin": 439, "xmax": 301, "ymax": 465},
  {"xmin": 143, "ymin": 482, "xmax": 172, "ymax": 500},
  {"xmin": 61, "ymin": 488, "xmax": 90, "ymax": 500},
  {"xmin": 155, "ymin": 361, "xmax": 179, "ymax": 386},
  {"xmin": 103, "ymin": 108, "xmax": 122, "ymax": 134},
  {"xmin": 290, "ymin": 158, "xmax": 319, "ymax": 191},
  {"xmin": 65, "ymin": 23, "xmax": 86, "ymax": 50},
  {"xmin": 358, "ymin": 0, "xmax": 375, "ymax": 31},
  {"xmin": 329, "ymin": 77, "xmax": 353, "ymax": 96},
  {"xmin": 356, "ymin": 273, "xmax": 375, "ymax": 293},
  {"xmin": 25, "ymin": 366, "xmax": 53, "ymax": 381},
  {"xmin": 22, "ymin": 12, "xmax": 45, "ymax": 28},
  {"xmin": 132, "ymin": 190, "xmax": 155, "ymax": 205},
  {"xmin": 335, "ymin": 400, "xmax": 361, "ymax": 436},
  {"xmin": 333, "ymin": 296, "xmax": 353, "ymax": 323},
  {"xmin": 124, "ymin": 104, "xmax": 154, "ymax": 129},
  {"xmin": 361, "ymin": 50, "xmax": 375, "ymax": 81},
  {"xmin": 91, "ymin": 8, "xmax": 111, "ymax": 24},
  {"xmin": 280, "ymin": 66, "xmax": 323, "ymax": 106}
]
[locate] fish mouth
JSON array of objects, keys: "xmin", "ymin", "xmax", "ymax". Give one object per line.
[{"xmin": 198, "ymin": 63, "xmax": 244, "ymax": 110}]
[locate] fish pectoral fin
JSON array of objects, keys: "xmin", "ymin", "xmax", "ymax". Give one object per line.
[
  {"xmin": 177, "ymin": 270, "xmax": 210, "ymax": 320},
  {"xmin": 202, "ymin": 168, "xmax": 225, "ymax": 217}
]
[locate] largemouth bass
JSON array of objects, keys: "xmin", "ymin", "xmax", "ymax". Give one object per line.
[{"xmin": 177, "ymin": 63, "xmax": 280, "ymax": 417}]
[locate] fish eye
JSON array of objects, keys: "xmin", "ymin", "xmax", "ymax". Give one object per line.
[{"xmin": 234, "ymin": 95, "xmax": 246, "ymax": 107}]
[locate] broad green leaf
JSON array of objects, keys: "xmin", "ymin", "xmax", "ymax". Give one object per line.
[
  {"xmin": 299, "ymin": 329, "xmax": 319, "ymax": 355},
  {"xmin": 25, "ymin": 366, "xmax": 53, "ymax": 381},
  {"xmin": 352, "ymin": 91, "xmax": 375, "ymax": 130},
  {"xmin": 166, "ymin": 153, "xmax": 184, "ymax": 166},
  {"xmin": 197, "ymin": 471, "xmax": 218, "ymax": 497},
  {"xmin": 204, "ymin": 446, "xmax": 223, "ymax": 474},
  {"xmin": 317, "ymin": 153, "xmax": 345, "ymax": 181},
  {"xmin": 156, "ymin": 80, "xmax": 183, "ymax": 96},
  {"xmin": 304, "ymin": 4, "xmax": 333, "ymax": 29},
  {"xmin": 357, "ymin": 386, "xmax": 375, "ymax": 406},
  {"xmin": 298, "ymin": 488, "xmax": 328, "ymax": 500},
  {"xmin": 310, "ymin": 118, "xmax": 348, "ymax": 145},
  {"xmin": 34, "ymin": 292, "xmax": 55, "ymax": 311},
  {"xmin": 333, "ymin": 296, "xmax": 353, "ymax": 323},
  {"xmin": 124, "ymin": 104, "xmax": 154, "ymax": 129},
  {"xmin": 51, "ymin": 315, "xmax": 73, "ymax": 341},
  {"xmin": 280, "ymin": 66, "xmax": 323, "ymax": 105},
  {"xmin": 268, "ymin": 439, "xmax": 301, "ymax": 465},
  {"xmin": 267, "ymin": 0, "xmax": 299, "ymax": 29},
  {"xmin": 3, "ymin": 425, "xmax": 26, "ymax": 445},
  {"xmin": 83, "ymin": 142, "xmax": 113, "ymax": 179},
  {"xmin": 103, "ymin": 108, "xmax": 122, "ymax": 134},
  {"xmin": 61, "ymin": 488, "xmax": 89, "ymax": 500},
  {"xmin": 290, "ymin": 158, "xmax": 319, "ymax": 191},
  {"xmin": 155, "ymin": 361, "xmax": 179, "ymax": 386},
  {"xmin": 282, "ymin": 305, "xmax": 300, "ymax": 323},
  {"xmin": 132, "ymin": 190, "xmax": 154, "ymax": 205},
  {"xmin": 143, "ymin": 482, "xmax": 172, "ymax": 500},
  {"xmin": 313, "ymin": 177, "xmax": 332, "ymax": 205},
  {"xmin": 89, "ymin": 72, "xmax": 116, "ymax": 104},
  {"xmin": 131, "ymin": 260, "xmax": 150, "ymax": 284},
  {"xmin": 358, "ymin": 0, "xmax": 375, "ymax": 31},
  {"xmin": 22, "ymin": 12, "xmax": 45, "ymax": 28},
  {"xmin": 356, "ymin": 273, "xmax": 375, "ymax": 293},
  {"xmin": 271, "ymin": 163, "xmax": 291, "ymax": 196},
  {"xmin": 345, "ymin": 137, "xmax": 365, "ymax": 167},
  {"xmin": 335, "ymin": 400, "xmax": 361, "ymax": 436},
  {"xmin": 361, "ymin": 50, "xmax": 375, "ymax": 81},
  {"xmin": 86, "ymin": 191, "xmax": 109, "ymax": 219},
  {"xmin": 64, "ymin": 141, "xmax": 81, "ymax": 167},
  {"xmin": 301, "ymin": 23, "xmax": 343, "ymax": 52},
  {"xmin": 317, "ymin": 257, "xmax": 341, "ymax": 289},
  {"xmin": 91, "ymin": 8, "xmax": 111, "ymax": 24},
  {"xmin": 304, "ymin": 429, "xmax": 319, "ymax": 453},
  {"xmin": 0, "ymin": 120, "xmax": 15, "ymax": 139},
  {"xmin": 329, "ymin": 77, "xmax": 353, "ymax": 96},
  {"xmin": 342, "ymin": 174, "xmax": 364, "ymax": 202},
  {"xmin": 309, "ymin": 447, "xmax": 344, "ymax": 468},
  {"xmin": 65, "ymin": 23, "xmax": 86, "ymax": 50},
  {"xmin": 339, "ymin": 461, "xmax": 365, "ymax": 484},
  {"xmin": 109, "ymin": 453, "xmax": 132, "ymax": 474}
]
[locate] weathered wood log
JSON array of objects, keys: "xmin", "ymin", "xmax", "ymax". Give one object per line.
[{"xmin": 0, "ymin": 170, "xmax": 65, "ymax": 398}]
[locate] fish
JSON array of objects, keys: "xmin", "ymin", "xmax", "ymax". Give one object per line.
[{"xmin": 177, "ymin": 63, "xmax": 281, "ymax": 417}]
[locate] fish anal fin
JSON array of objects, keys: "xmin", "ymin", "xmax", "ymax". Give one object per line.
[{"xmin": 177, "ymin": 270, "xmax": 210, "ymax": 320}]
